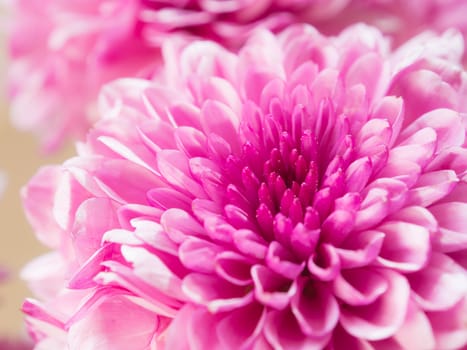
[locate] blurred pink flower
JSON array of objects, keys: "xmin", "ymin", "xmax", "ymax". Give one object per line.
[
  {"xmin": 5, "ymin": 0, "xmax": 347, "ymax": 152},
  {"xmin": 7, "ymin": 0, "xmax": 160, "ymax": 152},
  {"xmin": 323, "ymin": 0, "xmax": 467, "ymax": 49},
  {"xmin": 22, "ymin": 24, "xmax": 467, "ymax": 349},
  {"xmin": 0, "ymin": 338, "xmax": 33, "ymax": 350},
  {"xmin": 8, "ymin": 0, "xmax": 467, "ymax": 152}
]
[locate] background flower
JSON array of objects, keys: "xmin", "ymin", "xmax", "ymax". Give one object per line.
[
  {"xmin": 21, "ymin": 24, "xmax": 467, "ymax": 349},
  {"xmin": 0, "ymin": 338, "xmax": 32, "ymax": 350},
  {"xmin": 6, "ymin": 0, "xmax": 160, "ymax": 152},
  {"xmin": 7, "ymin": 0, "xmax": 467, "ymax": 152}
]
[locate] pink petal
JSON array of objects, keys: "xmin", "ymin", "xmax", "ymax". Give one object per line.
[
  {"xmin": 333, "ymin": 268, "xmax": 389, "ymax": 307},
  {"xmin": 409, "ymin": 253, "xmax": 467, "ymax": 311},
  {"xmin": 182, "ymin": 273, "xmax": 253, "ymax": 313},
  {"xmin": 161, "ymin": 208, "xmax": 206, "ymax": 243},
  {"xmin": 291, "ymin": 280, "xmax": 339, "ymax": 337},
  {"xmin": 147, "ymin": 187, "xmax": 192, "ymax": 212},
  {"xmin": 96, "ymin": 261, "xmax": 181, "ymax": 317},
  {"xmin": 251, "ymin": 265, "xmax": 297, "ymax": 310},
  {"xmin": 355, "ymin": 178, "xmax": 407, "ymax": 231},
  {"xmin": 389, "ymin": 127, "xmax": 437, "ymax": 169},
  {"xmin": 215, "ymin": 251, "xmax": 254, "ymax": 286},
  {"xmin": 307, "ymin": 244, "xmax": 341, "ymax": 281},
  {"xmin": 174, "ymin": 126, "xmax": 207, "ymax": 158},
  {"xmin": 388, "ymin": 300, "xmax": 436, "ymax": 350},
  {"xmin": 179, "ymin": 237, "xmax": 223, "ymax": 273},
  {"xmin": 21, "ymin": 252, "xmax": 67, "ymax": 302},
  {"xmin": 164, "ymin": 305, "xmax": 196, "ymax": 350},
  {"xmin": 371, "ymin": 96, "xmax": 404, "ymax": 147},
  {"xmin": 400, "ymin": 109, "xmax": 465, "ymax": 151},
  {"xmin": 68, "ymin": 157, "xmax": 161, "ymax": 204},
  {"xmin": 157, "ymin": 150, "xmax": 206, "ymax": 198},
  {"xmin": 428, "ymin": 299, "xmax": 467, "ymax": 350},
  {"xmin": 118, "ymin": 246, "xmax": 184, "ymax": 301},
  {"xmin": 71, "ymin": 198, "xmax": 119, "ymax": 264},
  {"xmin": 378, "ymin": 160, "xmax": 421, "ymax": 188},
  {"xmin": 233, "ymin": 229, "xmax": 268, "ymax": 260},
  {"xmin": 21, "ymin": 166, "xmax": 67, "ymax": 248},
  {"xmin": 430, "ymin": 202, "xmax": 467, "ymax": 252},
  {"xmin": 345, "ymin": 51, "xmax": 387, "ymax": 103},
  {"xmin": 340, "ymin": 269, "xmax": 410, "ymax": 341},
  {"xmin": 68, "ymin": 244, "xmax": 114, "ymax": 289},
  {"xmin": 265, "ymin": 241, "xmax": 305, "ymax": 280},
  {"xmin": 345, "ymin": 156, "xmax": 373, "ymax": 193},
  {"xmin": 68, "ymin": 295, "xmax": 159, "ymax": 350},
  {"xmin": 426, "ymin": 147, "xmax": 467, "ymax": 174},
  {"xmin": 137, "ymin": 119, "xmax": 177, "ymax": 152},
  {"xmin": 376, "ymin": 221, "xmax": 431, "ymax": 272},
  {"xmin": 393, "ymin": 69, "xmax": 459, "ymax": 131},
  {"xmin": 335, "ymin": 230, "xmax": 384, "ymax": 269},
  {"xmin": 201, "ymin": 100, "xmax": 240, "ymax": 154},
  {"xmin": 216, "ymin": 303, "xmax": 266, "ymax": 349},
  {"xmin": 329, "ymin": 326, "xmax": 374, "ymax": 350},
  {"xmin": 189, "ymin": 156, "xmax": 227, "ymax": 203},
  {"xmin": 264, "ymin": 308, "xmax": 331, "ymax": 350}
]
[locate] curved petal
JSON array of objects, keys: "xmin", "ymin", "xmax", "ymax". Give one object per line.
[
  {"xmin": 182, "ymin": 273, "xmax": 253, "ymax": 313},
  {"xmin": 21, "ymin": 166, "xmax": 69, "ymax": 248},
  {"xmin": 409, "ymin": 253, "xmax": 467, "ymax": 311},
  {"xmin": 71, "ymin": 198, "xmax": 119, "ymax": 264},
  {"xmin": 251, "ymin": 265, "xmax": 297, "ymax": 310},
  {"xmin": 264, "ymin": 308, "xmax": 331, "ymax": 350},
  {"xmin": 329, "ymin": 325, "xmax": 374, "ymax": 350},
  {"xmin": 161, "ymin": 208, "xmax": 206, "ymax": 243},
  {"xmin": 333, "ymin": 268, "xmax": 389, "ymax": 307},
  {"xmin": 400, "ymin": 109, "xmax": 465, "ymax": 152},
  {"xmin": 157, "ymin": 150, "xmax": 206, "ymax": 198},
  {"xmin": 407, "ymin": 170, "xmax": 459, "ymax": 207},
  {"xmin": 291, "ymin": 279, "xmax": 339, "ymax": 337},
  {"xmin": 308, "ymin": 244, "xmax": 341, "ymax": 281},
  {"xmin": 165, "ymin": 304, "xmax": 223, "ymax": 350},
  {"xmin": 340, "ymin": 269, "xmax": 410, "ymax": 341},
  {"xmin": 215, "ymin": 251, "xmax": 253, "ymax": 286},
  {"xmin": 335, "ymin": 230, "xmax": 385, "ymax": 269},
  {"xmin": 430, "ymin": 202, "xmax": 467, "ymax": 252},
  {"xmin": 265, "ymin": 241, "xmax": 305, "ymax": 280},
  {"xmin": 387, "ymin": 299, "xmax": 436, "ymax": 350},
  {"xmin": 216, "ymin": 303, "xmax": 266, "ymax": 350},
  {"xmin": 68, "ymin": 295, "xmax": 159, "ymax": 350},
  {"xmin": 376, "ymin": 221, "xmax": 431, "ymax": 272},
  {"xmin": 427, "ymin": 299, "xmax": 467, "ymax": 350},
  {"xmin": 179, "ymin": 237, "xmax": 223, "ymax": 273}
]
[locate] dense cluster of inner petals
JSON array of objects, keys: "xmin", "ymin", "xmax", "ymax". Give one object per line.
[{"xmin": 228, "ymin": 106, "xmax": 338, "ymax": 275}]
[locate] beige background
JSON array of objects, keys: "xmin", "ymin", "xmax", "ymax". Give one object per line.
[
  {"xmin": 0, "ymin": 31, "xmax": 72, "ymax": 337},
  {"xmin": 0, "ymin": 111, "xmax": 72, "ymax": 337}
]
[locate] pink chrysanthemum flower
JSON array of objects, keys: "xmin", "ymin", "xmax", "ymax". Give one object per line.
[
  {"xmin": 8, "ymin": 0, "xmax": 467, "ymax": 151},
  {"xmin": 6, "ymin": 0, "xmax": 347, "ymax": 151},
  {"xmin": 22, "ymin": 25, "xmax": 467, "ymax": 349}
]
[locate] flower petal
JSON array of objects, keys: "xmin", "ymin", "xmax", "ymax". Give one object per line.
[
  {"xmin": 340, "ymin": 269, "xmax": 410, "ymax": 340},
  {"xmin": 291, "ymin": 280, "xmax": 339, "ymax": 337},
  {"xmin": 376, "ymin": 221, "xmax": 431, "ymax": 272},
  {"xmin": 430, "ymin": 202, "xmax": 467, "ymax": 252},
  {"xmin": 68, "ymin": 295, "xmax": 158, "ymax": 350},
  {"xmin": 409, "ymin": 253, "xmax": 467, "ymax": 311}
]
